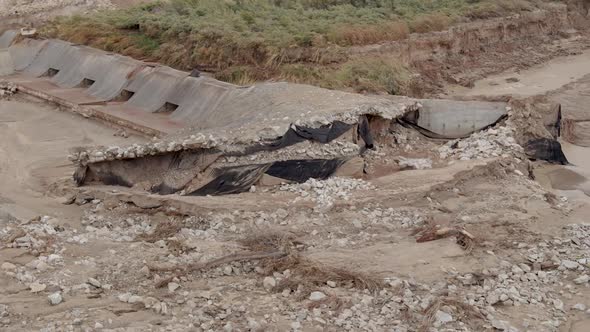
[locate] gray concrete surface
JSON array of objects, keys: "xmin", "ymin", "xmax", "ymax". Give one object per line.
[{"xmin": 416, "ymin": 99, "xmax": 507, "ymax": 138}]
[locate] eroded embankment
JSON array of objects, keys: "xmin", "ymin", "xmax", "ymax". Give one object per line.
[
  {"xmin": 26, "ymin": 3, "xmax": 582, "ymax": 96},
  {"xmin": 69, "ymin": 96, "xmax": 572, "ymax": 198},
  {"xmin": 0, "ymin": 26, "xmax": 572, "ymax": 197}
]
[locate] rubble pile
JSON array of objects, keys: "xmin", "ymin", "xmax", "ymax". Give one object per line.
[
  {"xmin": 0, "ymin": 81, "xmax": 16, "ymax": 99},
  {"xmin": 439, "ymin": 126, "xmax": 523, "ymax": 160},
  {"xmin": 279, "ymin": 177, "xmax": 374, "ymax": 210}
]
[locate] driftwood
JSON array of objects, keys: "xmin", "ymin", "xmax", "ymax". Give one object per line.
[
  {"xmin": 415, "ymin": 225, "xmax": 475, "ymax": 250},
  {"xmin": 150, "ymin": 250, "xmax": 287, "ymax": 288}
]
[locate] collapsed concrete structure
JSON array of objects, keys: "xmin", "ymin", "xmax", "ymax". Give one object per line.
[{"xmin": 0, "ymin": 30, "xmax": 534, "ymax": 196}]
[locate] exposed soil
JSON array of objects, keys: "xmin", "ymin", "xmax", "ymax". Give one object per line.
[{"xmin": 3, "ymin": 2, "xmax": 590, "ymax": 332}]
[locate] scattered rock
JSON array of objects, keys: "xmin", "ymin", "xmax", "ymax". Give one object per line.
[
  {"xmin": 168, "ymin": 282, "xmax": 180, "ymax": 293},
  {"xmin": 87, "ymin": 278, "xmax": 101, "ymax": 288},
  {"xmin": 263, "ymin": 277, "xmax": 276, "ymax": 291},
  {"xmin": 29, "ymin": 283, "xmax": 46, "ymax": 293},
  {"xmin": 1, "ymin": 262, "xmax": 16, "ymax": 271},
  {"xmin": 434, "ymin": 310, "xmax": 453, "ymax": 326},
  {"xmin": 562, "ymin": 260, "xmax": 579, "ymax": 270},
  {"xmin": 309, "ymin": 292, "xmax": 327, "ymax": 301},
  {"xmin": 574, "ymin": 274, "xmax": 589, "ymax": 284},
  {"xmin": 572, "ymin": 303, "xmax": 587, "ymax": 311},
  {"xmin": 48, "ymin": 293, "xmax": 62, "ymax": 305}
]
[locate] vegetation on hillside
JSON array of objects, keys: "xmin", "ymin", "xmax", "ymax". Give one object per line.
[{"xmin": 43, "ymin": 0, "xmax": 553, "ymax": 95}]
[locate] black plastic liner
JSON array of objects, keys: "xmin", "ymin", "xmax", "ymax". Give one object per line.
[
  {"xmin": 525, "ymin": 138, "xmax": 569, "ymax": 165},
  {"xmin": 187, "ymin": 164, "xmax": 271, "ymax": 196},
  {"xmin": 547, "ymin": 104, "xmax": 562, "ymax": 138},
  {"xmin": 357, "ymin": 115, "xmax": 374, "ymax": 149},
  {"xmin": 243, "ymin": 121, "xmax": 354, "ymax": 155},
  {"xmin": 76, "ymin": 116, "xmax": 377, "ymax": 196},
  {"xmin": 265, "ymin": 158, "xmax": 346, "ymax": 182},
  {"xmin": 187, "ymin": 158, "xmax": 349, "ymax": 196}
]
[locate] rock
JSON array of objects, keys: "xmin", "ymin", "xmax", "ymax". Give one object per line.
[
  {"xmin": 48, "ymin": 292, "xmax": 62, "ymax": 305},
  {"xmin": 35, "ymin": 261, "xmax": 49, "ymax": 271},
  {"xmin": 168, "ymin": 282, "xmax": 180, "ymax": 293},
  {"xmin": 1, "ymin": 262, "xmax": 16, "ymax": 271},
  {"xmin": 553, "ymin": 299, "xmax": 565, "ymax": 311},
  {"xmin": 562, "ymin": 260, "xmax": 580, "ymax": 270},
  {"xmin": 263, "ymin": 277, "xmax": 276, "ymax": 291},
  {"xmin": 398, "ymin": 157, "xmax": 432, "ymax": 170},
  {"xmin": 574, "ymin": 274, "xmax": 590, "ymax": 284},
  {"xmin": 29, "ymin": 282, "xmax": 46, "ymax": 293},
  {"xmin": 140, "ymin": 265, "xmax": 150, "ymax": 276},
  {"xmin": 434, "ymin": 310, "xmax": 453, "ymax": 326},
  {"xmin": 223, "ymin": 266, "xmax": 233, "ymax": 275},
  {"xmin": 47, "ymin": 254, "xmax": 62, "ymax": 264},
  {"xmin": 58, "ymin": 196, "xmax": 75, "ymax": 205},
  {"xmin": 128, "ymin": 295, "xmax": 144, "ymax": 304},
  {"xmin": 309, "ymin": 292, "xmax": 327, "ymax": 301},
  {"xmin": 87, "ymin": 278, "xmax": 101, "ymax": 288},
  {"xmin": 511, "ymin": 265, "xmax": 524, "ymax": 275},
  {"xmin": 487, "ymin": 293, "xmax": 500, "ymax": 305},
  {"xmin": 223, "ymin": 322, "xmax": 234, "ymax": 332},
  {"xmin": 572, "ymin": 303, "xmax": 586, "ymax": 311},
  {"xmin": 94, "ymin": 322, "xmax": 104, "ymax": 329},
  {"xmin": 327, "ymin": 281, "xmax": 337, "ymax": 288},
  {"xmin": 118, "ymin": 293, "xmax": 131, "ymax": 303},
  {"xmin": 290, "ymin": 321, "xmax": 302, "ymax": 330},
  {"xmin": 129, "ymin": 196, "xmax": 162, "ymax": 209},
  {"xmin": 247, "ymin": 318, "xmax": 261, "ymax": 331},
  {"xmin": 491, "ymin": 319, "xmax": 511, "ymax": 331}
]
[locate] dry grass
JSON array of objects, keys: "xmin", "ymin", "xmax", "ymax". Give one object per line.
[
  {"xmin": 329, "ymin": 21, "xmax": 410, "ymax": 46},
  {"xmin": 307, "ymin": 293, "xmax": 351, "ymax": 312},
  {"xmin": 148, "ymin": 230, "xmax": 384, "ymax": 296},
  {"xmin": 409, "ymin": 13, "xmax": 453, "ymax": 33},
  {"xmin": 136, "ymin": 220, "xmax": 182, "ymax": 243},
  {"xmin": 261, "ymin": 254, "xmax": 385, "ymax": 298},
  {"xmin": 420, "ymin": 296, "xmax": 485, "ymax": 332},
  {"xmin": 239, "ymin": 230, "xmax": 302, "ymax": 252},
  {"xmin": 41, "ymin": 0, "xmax": 545, "ymax": 93}
]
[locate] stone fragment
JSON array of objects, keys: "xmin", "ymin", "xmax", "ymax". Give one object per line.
[
  {"xmin": 309, "ymin": 292, "xmax": 326, "ymax": 301},
  {"xmin": 48, "ymin": 292, "xmax": 62, "ymax": 305}
]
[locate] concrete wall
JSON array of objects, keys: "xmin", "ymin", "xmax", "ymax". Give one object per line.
[{"xmin": 415, "ymin": 99, "xmax": 508, "ymax": 138}]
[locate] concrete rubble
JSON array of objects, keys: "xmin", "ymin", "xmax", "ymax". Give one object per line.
[
  {"xmin": 0, "ymin": 81, "xmax": 16, "ymax": 99},
  {"xmin": 1, "ymin": 4, "xmax": 590, "ymax": 331}
]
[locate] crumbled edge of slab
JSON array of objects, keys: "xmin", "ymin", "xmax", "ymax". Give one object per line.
[{"xmin": 68, "ymin": 101, "xmax": 422, "ymax": 166}]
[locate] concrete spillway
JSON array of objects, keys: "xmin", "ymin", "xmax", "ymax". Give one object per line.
[
  {"xmin": 0, "ymin": 29, "xmax": 516, "ymax": 197},
  {"xmin": 0, "ymin": 30, "xmax": 507, "ymax": 139}
]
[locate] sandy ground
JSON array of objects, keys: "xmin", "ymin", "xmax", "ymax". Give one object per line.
[
  {"xmin": 2, "ymin": 4, "xmax": 590, "ymax": 332},
  {"xmin": 0, "ymin": 95, "xmax": 143, "ymax": 219},
  {"xmin": 1, "ymin": 91, "xmax": 590, "ymax": 331}
]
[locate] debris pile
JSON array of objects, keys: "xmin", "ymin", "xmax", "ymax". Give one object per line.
[
  {"xmin": 280, "ymin": 177, "xmax": 374, "ymax": 210},
  {"xmin": 0, "ymin": 81, "xmax": 16, "ymax": 99},
  {"xmin": 438, "ymin": 126, "xmax": 523, "ymax": 160}
]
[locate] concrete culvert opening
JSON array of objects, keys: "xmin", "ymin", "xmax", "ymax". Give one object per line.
[
  {"xmin": 116, "ymin": 89, "xmax": 135, "ymax": 102},
  {"xmin": 46, "ymin": 68, "xmax": 59, "ymax": 77},
  {"xmin": 80, "ymin": 78, "xmax": 95, "ymax": 88},
  {"xmin": 157, "ymin": 102, "xmax": 179, "ymax": 113}
]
